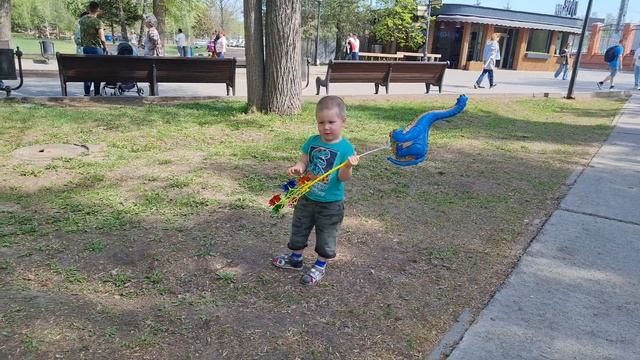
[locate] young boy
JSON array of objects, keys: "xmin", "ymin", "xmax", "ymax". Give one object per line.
[{"xmin": 272, "ymin": 96, "xmax": 359, "ymax": 285}]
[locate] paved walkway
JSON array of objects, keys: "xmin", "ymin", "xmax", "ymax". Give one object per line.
[
  {"xmin": 4, "ymin": 59, "xmax": 639, "ymax": 97},
  {"xmin": 448, "ymin": 96, "xmax": 640, "ymax": 359}
]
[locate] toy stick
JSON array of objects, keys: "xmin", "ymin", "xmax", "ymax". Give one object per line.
[{"xmin": 269, "ymin": 144, "xmax": 389, "ymax": 213}]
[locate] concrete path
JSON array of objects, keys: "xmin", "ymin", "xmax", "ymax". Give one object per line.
[
  {"xmin": 4, "ymin": 58, "xmax": 639, "ymax": 97},
  {"xmin": 447, "ymin": 96, "xmax": 640, "ymax": 359}
]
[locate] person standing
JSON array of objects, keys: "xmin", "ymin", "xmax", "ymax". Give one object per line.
[
  {"xmin": 175, "ymin": 28, "xmax": 187, "ymax": 57},
  {"xmin": 78, "ymin": 2, "xmax": 107, "ymax": 96},
  {"xmin": 142, "ymin": 14, "xmax": 163, "ymax": 56},
  {"xmin": 597, "ymin": 39, "xmax": 624, "ymax": 90},
  {"xmin": 474, "ymin": 33, "xmax": 500, "ymax": 89},
  {"xmin": 208, "ymin": 30, "xmax": 219, "ymax": 58},
  {"xmin": 634, "ymin": 45, "xmax": 640, "ymax": 90},
  {"xmin": 345, "ymin": 33, "xmax": 354, "ymax": 60},
  {"xmin": 216, "ymin": 31, "xmax": 227, "ymax": 59},
  {"xmin": 351, "ymin": 33, "xmax": 360, "ymax": 61},
  {"xmin": 554, "ymin": 44, "xmax": 571, "ymax": 80},
  {"xmin": 74, "ymin": 11, "xmax": 89, "ymax": 54}
]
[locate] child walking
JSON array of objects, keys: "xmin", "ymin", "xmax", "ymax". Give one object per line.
[{"xmin": 272, "ymin": 96, "xmax": 359, "ymax": 285}]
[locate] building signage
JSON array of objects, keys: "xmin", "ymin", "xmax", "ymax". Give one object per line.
[{"xmin": 555, "ymin": 0, "xmax": 578, "ymax": 17}]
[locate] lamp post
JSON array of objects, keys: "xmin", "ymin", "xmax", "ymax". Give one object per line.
[
  {"xmin": 422, "ymin": 2, "xmax": 431, "ymax": 61},
  {"xmin": 314, "ymin": 0, "xmax": 322, "ymax": 66},
  {"xmin": 566, "ymin": 0, "xmax": 594, "ymax": 99}
]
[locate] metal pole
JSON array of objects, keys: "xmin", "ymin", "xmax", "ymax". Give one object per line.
[
  {"xmin": 423, "ymin": 2, "xmax": 431, "ymax": 61},
  {"xmin": 314, "ymin": 0, "xmax": 321, "ymax": 66},
  {"xmin": 566, "ymin": 0, "xmax": 594, "ymax": 99}
]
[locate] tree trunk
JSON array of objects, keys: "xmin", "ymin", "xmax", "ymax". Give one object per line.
[
  {"xmin": 264, "ymin": 0, "xmax": 302, "ymax": 115},
  {"xmin": 138, "ymin": 0, "xmax": 148, "ymax": 45},
  {"xmin": 118, "ymin": 0, "xmax": 129, "ymax": 42},
  {"xmin": 153, "ymin": 0, "xmax": 166, "ymax": 46},
  {"xmin": 243, "ymin": 0, "xmax": 264, "ymax": 112},
  {"xmin": 0, "ymin": 0, "xmax": 10, "ymax": 48},
  {"xmin": 334, "ymin": 30, "xmax": 342, "ymax": 60},
  {"xmin": 219, "ymin": 1, "xmax": 225, "ymax": 30}
]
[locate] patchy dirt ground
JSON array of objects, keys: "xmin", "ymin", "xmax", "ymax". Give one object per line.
[{"xmin": 0, "ymin": 96, "xmax": 626, "ymax": 359}]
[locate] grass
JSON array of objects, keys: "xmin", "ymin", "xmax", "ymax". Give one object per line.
[
  {"xmin": 84, "ymin": 239, "xmax": 106, "ymax": 253},
  {"xmin": 11, "ymin": 33, "xmax": 76, "ymax": 56},
  {"xmin": 0, "ymin": 96, "xmax": 625, "ymax": 358},
  {"xmin": 9, "ymin": 33, "xmax": 215, "ymax": 57}
]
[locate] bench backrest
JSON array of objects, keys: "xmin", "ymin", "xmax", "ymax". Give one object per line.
[
  {"xmin": 154, "ymin": 57, "xmax": 235, "ymax": 83},
  {"xmin": 57, "ymin": 54, "xmax": 154, "ymax": 83},
  {"xmin": 327, "ymin": 60, "xmax": 390, "ymax": 83},
  {"xmin": 325, "ymin": 60, "xmax": 447, "ymax": 85},
  {"xmin": 389, "ymin": 62, "xmax": 448, "ymax": 83},
  {"xmin": 0, "ymin": 48, "xmax": 18, "ymax": 80},
  {"xmin": 57, "ymin": 54, "xmax": 235, "ymax": 84}
]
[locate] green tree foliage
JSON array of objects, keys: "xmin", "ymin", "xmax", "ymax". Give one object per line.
[
  {"xmin": 62, "ymin": 0, "xmax": 141, "ymax": 28},
  {"xmin": 301, "ymin": 0, "xmax": 373, "ymax": 58},
  {"xmin": 372, "ymin": 0, "xmax": 424, "ymax": 50},
  {"xmin": 12, "ymin": 0, "xmax": 76, "ymax": 33},
  {"xmin": 192, "ymin": 5, "xmax": 215, "ymax": 38},
  {"xmin": 98, "ymin": 0, "xmax": 142, "ymax": 28}
]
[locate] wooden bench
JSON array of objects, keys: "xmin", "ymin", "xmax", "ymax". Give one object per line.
[
  {"xmin": 358, "ymin": 52, "xmax": 404, "ymax": 60},
  {"xmin": 315, "ymin": 60, "xmax": 448, "ymax": 95},
  {"xmin": 56, "ymin": 53, "xmax": 236, "ymax": 96},
  {"xmin": 396, "ymin": 52, "xmax": 443, "ymax": 62}
]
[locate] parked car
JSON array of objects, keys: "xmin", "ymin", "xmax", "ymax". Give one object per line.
[{"xmin": 193, "ymin": 39, "xmax": 208, "ymax": 48}]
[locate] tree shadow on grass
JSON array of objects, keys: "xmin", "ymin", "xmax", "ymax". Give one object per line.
[
  {"xmin": 0, "ymin": 129, "xmax": 609, "ymax": 359},
  {"xmin": 0, "ymin": 96, "xmax": 626, "ymax": 358}
]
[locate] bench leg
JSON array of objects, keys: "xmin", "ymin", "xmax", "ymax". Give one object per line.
[
  {"xmin": 439, "ymin": 85, "xmax": 442, "ymax": 94},
  {"xmin": 226, "ymin": 83, "xmax": 230, "ymax": 96},
  {"xmin": 375, "ymin": 83, "xmax": 379, "ymax": 94},
  {"xmin": 385, "ymin": 84, "xmax": 389, "ymax": 95},
  {"xmin": 61, "ymin": 82, "xmax": 68, "ymax": 96},
  {"xmin": 425, "ymin": 83, "xmax": 431, "ymax": 94},
  {"xmin": 315, "ymin": 77, "xmax": 321, "ymax": 95}
]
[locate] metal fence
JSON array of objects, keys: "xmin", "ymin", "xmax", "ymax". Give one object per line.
[
  {"xmin": 301, "ymin": 36, "xmax": 340, "ymax": 64},
  {"xmin": 598, "ymin": 24, "xmax": 621, "ymax": 54}
]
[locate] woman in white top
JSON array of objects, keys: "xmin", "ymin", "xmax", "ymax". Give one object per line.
[{"xmin": 216, "ymin": 31, "xmax": 227, "ymax": 59}]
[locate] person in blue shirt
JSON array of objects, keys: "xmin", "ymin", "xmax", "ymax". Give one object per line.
[
  {"xmin": 272, "ymin": 96, "xmax": 359, "ymax": 285},
  {"xmin": 597, "ymin": 39, "xmax": 625, "ymax": 90}
]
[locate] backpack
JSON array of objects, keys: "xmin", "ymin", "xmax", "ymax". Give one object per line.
[{"xmin": 604, "ymin": 45, "xmax": 618, "ymax": 63}]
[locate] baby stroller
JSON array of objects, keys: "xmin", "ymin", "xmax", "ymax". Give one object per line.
[{"xmin": 101, "ymin": 42, "xmax": 144, "ymax": 96}]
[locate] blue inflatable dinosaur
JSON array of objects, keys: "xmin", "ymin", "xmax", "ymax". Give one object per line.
[{"xmin": 387, "ymin": 95, "xmax": 468, "ymax": 167}]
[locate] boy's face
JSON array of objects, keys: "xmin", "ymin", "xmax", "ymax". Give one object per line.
[{"xmin": 316, "ymin": 109, "xmax": 345, "ymax": 143}]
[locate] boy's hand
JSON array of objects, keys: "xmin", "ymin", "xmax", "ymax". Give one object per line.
[
  {"xmin": 288, "ymin": 164, "xmax": 305, "ymax": 177},
  {"xmin": 345, "ymin": 153, "xmax": 359, "ymax": 168}
]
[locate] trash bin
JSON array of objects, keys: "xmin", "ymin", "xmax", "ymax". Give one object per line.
[{"xmin": 39, "ymin": 40, "xmax": 55, "ymax": 60}]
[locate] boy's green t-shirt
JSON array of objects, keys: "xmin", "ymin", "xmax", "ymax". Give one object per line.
[
  {"xmin": 301, "ymin": 135, "xmax": 355, "ymax": 202},
  {"xmin": 79, "ymin": 15, "xmax": 103, "ymax": 48}
]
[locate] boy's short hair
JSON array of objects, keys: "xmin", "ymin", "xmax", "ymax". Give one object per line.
[
  {"xmin": 316, "ymin": 96, "xmax": 346, "ymax": 120},
  {"xmin": 88, "ymin": 1, "xmax": 100, "ymax": 12}
]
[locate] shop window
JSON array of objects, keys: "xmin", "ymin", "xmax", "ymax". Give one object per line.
[
  {"xmin": 555, "ymin": 33, "xmax": 573, "ymax": 55},
  {"xmin": 467, "ymin": 24, "xmax": 485, "ymax": 62},
  {"xmin": 526, "ymin": 29, "xmax": 552, "ymax": 53}
]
